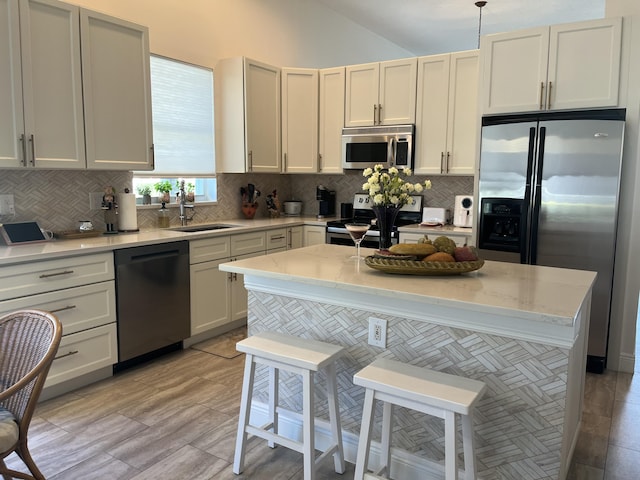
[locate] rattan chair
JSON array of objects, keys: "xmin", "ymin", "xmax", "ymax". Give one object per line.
[{"xmin": 0, "ymin": 310, "xmax": 62, "ymax": 480}]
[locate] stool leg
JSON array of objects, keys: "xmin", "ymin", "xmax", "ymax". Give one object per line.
[
  {"xmin": 268, "ymin": 366, "xmax": 279, "ymax": 448},
  {"xmin": 233, "ymin": 353, "xmax": 256, "ymax": 474},
  {"xmin": 302, "ymin": 369, "xmax": 315, "ymax": 480},
  {"xmin": 461, "ymin": 413, "xmax": 477, "ymax": 480},
  {"xmin": 380, "ymin": 402, "xmax": 393, "ymax": 478},
  {"xmin": 354, "ymin": 388, "xmax": 376, "ymax": 480},
  {"xmin": 444, "ymin": 410, "xmax": 458, "ymax": 480},
  {"xmin": 325, "ymin": 362, "xmax": 345, "ymax": 474}
]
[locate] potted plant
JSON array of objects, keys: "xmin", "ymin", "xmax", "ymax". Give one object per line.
[
  {"xmin": 175, "ymin": 181, "xmax": 195, "ymax": 202},
  {"xmin": 154, "ymin": 180, "xmax": 172, "ymax": 203},
  {"xmin": 136, "ymin": 184, "xmax": 153, "ymax": 205}
]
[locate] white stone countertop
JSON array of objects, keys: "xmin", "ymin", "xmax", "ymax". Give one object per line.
[
  {"xmin": 0, "ymin": 216, "xmax": 336, "ymax": 266},
  {"xmin": 220, "ymin": 243, "xmax": 596, "ymax": 336}
]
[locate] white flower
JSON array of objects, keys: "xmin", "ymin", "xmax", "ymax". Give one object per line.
[{"xmin": 361, "ymin": 163, "xmax": 432, "ymax": 207}]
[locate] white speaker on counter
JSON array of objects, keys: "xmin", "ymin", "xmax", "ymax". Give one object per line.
[{"xmin": 453, "ymin": 195, "xmax": 473, "ymax": 228}]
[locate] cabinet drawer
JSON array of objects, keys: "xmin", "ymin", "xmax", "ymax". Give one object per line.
[
  {"xmin": 189, "ymin": 236, "xmax": 231, "ymax": 264},
  {"xmin": 266, "ymin": 228, "xmax": 287, "ymax": 250},
  {"xmin": 0, "ymin": 253, "xmax": 114, "ymax": 301},
  {"xmin": 0, "ymin": 281, "xmax": 116, "ymax": 336},
  {"xmin": 231, "ymin": 231, "xmax": 266, "ymax": 256},
  {"xmin": 46, "ymin": 323, "xmax": 117, "ymax": 387}
]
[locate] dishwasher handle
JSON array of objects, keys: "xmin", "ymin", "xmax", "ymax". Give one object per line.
[{"xmin": 114, "ymin": 241, "xmax": 189, "ymax": 265}]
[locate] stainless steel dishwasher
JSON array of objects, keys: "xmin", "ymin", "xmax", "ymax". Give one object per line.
[{"xmin": 114, "ymin": 241, "xmax": 190, "ymax": 370}]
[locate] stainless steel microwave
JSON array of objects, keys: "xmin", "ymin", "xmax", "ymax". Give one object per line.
[{"xmin": 341, "ymin": 124, "xmax": 414, "ymax": 170}]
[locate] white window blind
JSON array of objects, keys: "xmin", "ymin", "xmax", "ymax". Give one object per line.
[{"xmin": 148, "ymin": 55, "xmax": 215, "ymax": 175}]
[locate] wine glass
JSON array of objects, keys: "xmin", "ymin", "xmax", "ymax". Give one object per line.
[{"xmin": 345, "ymin": 223, "xmax": 370, "ymax": 259}]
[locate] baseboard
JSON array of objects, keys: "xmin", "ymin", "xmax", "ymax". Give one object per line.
[
  {"xmin": 249, "ymin": 401, "xmax": 446, "ymax": 480},
  {"xmin": 618, "ymin": 353, "xmax": 636, "ymax": 373}
]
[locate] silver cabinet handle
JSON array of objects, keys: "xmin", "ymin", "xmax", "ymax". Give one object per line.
[
  {"xmin": 539, "ymin": 82, "xmax": 545, "ymax": 110},
  {"xmin": 440, "ymin": 152, "xmax": 445, "ymax": 174},
  {"xmin": 150, "ymin": 144, "xmax": 155, "ymax": 168},
  {"xmin": 378, "ymin": 103, "xmax": 382, "ymax": 125},
  {"xmin": 55, "ymin": 350, "xmax": 79, "ymax": 360},
  {"xmin": 270, "ymin": 235, "xmax": 286, "ymax": 241},
  {"xmin": 446, "ymin": 152, "xmax": 450, "ymax": 173},
  {"xmin": 284, "ymin": 152, "xmax": 287, "ymax": 170},
  {"xmin": 373, "ymin": 104, "xmax": 377, "ymax": 124},
  {"xmin": 39, "ymin": 270, "xmax": 74, "ymax": 279},
  {"xmin": 29, "ymin": 133, "xmax": 36, "ymax": 166},
  {"xmin": 547, "ymin": 81, "xmax": 552, "ymax": 110},
  {"xmin": 19, "ymin": 134, "xmax": 27, "ymax": 166},
  {"xmin": 248, "ymin": 150, "xmax": 253, "ymax": 170},
  {"xmin": 49, "ymin": 305, "xmax": 77, "ymax": 313}
]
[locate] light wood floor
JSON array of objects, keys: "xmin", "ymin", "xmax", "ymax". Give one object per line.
[{"xmin": 5, "ymin": 340, "xmax": 640, "ymax": 479}]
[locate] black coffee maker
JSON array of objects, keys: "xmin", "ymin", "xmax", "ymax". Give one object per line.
[{"xmin": 316, "ymin": 185, "xmax": 336, "ymax": 219}]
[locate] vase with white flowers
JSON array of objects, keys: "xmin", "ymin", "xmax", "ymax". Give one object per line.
[{"xmin": 362, "ymin": 165, "xmax": 432, "ymax": 250}]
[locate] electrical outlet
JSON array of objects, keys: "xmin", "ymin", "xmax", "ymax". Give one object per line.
[
  {"xmin": 0, "ymin": 194, "xmax": 15, "ymax": 215},
  {"xmin": 368, "ymin": 317, "xmax": 387, "ymax": 348}
]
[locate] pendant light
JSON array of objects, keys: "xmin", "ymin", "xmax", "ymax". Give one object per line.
[{"xmin": 475, "ymin": 1, "xmax": 487, "ymax": 49}]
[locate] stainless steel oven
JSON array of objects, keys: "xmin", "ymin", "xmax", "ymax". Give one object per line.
[
  {"xmin": 325, "ymin": 193, "xmax": 422, "ymax": 248},
  {"xmin": 326, "ymin": 228, "xmax": 396, "ymax": 249}
]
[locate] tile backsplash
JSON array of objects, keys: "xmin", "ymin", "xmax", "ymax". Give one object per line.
[{"xmin": 0, "ymin": 169, "xmax": 472, "ymax": 231}]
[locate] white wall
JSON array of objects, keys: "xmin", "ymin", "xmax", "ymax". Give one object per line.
[
  {"xmin": 606, "ymin": 0, "xmax": 640, "ymax": 371},
  {"xmin": 65, "ymin": 0, "xmax": 413, "ymax": 70}
]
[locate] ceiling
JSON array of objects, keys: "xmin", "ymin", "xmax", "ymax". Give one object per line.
[{"xmin": 314, "ymin": 0, "xmax": 606, "ymax": 55}]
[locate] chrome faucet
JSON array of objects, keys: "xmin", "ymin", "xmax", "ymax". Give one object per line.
[{"xmin": 178, "ymin": 179, "xmax": 195, "ymax": 226}]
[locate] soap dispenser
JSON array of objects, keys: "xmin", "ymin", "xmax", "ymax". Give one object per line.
[{"xmin": 157, "ymin": 202, "xmax": 170, "ymax": 228}]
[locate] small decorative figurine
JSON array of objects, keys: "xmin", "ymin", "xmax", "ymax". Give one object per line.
[
  {"xmin": 101, "ymin": 186, "xmax": 118, "ymax": 233},
  {"xmin": 266, "ymin": 190, "xmax": 280, "ymax": 218}
]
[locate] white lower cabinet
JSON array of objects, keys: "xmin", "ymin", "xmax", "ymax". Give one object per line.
[
  {"xmin": 288, "ymin": 226, "xmax": 303, "ymax": 249},
  {"xmin": 304, "ymin": 225, "xmax": 326, "ymax": 246},
  {"xmin": 190, "ymin": 232, "xmax": 267, "ymax": 336},
  {"xmin": 0, "ymin": 252, "xmax": 117, "ymax": 391}
]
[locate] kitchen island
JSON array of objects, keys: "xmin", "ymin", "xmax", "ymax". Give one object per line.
[{"xmin": 219, "ymin": 244, "xmax": 596, "ymax": 480}]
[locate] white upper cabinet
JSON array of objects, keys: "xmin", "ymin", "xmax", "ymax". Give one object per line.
[
  {"xmin": 215, "ymin": 57, "xmax": 281, "ymax": 173},
  {"xmin": 282, "ymin": 67, "xmax": 318, "ymax": 173},
  {"xmin": 81, "ymin": 9, "xmax": 153, "ymax": 170},
  {"xmin": 481, "ymin": 17, "xmax": 622, "ymax": 114},
  {"xmin": 318, "ymin": 67, "xmax": 345, "ymax": 174},
  {"xmin": 345, "ymin": 57, "xmax": 417, "ymax": 127},
  {"xmin": 415, "ymin": 50, "xmax": 479, "ymax": 175},
  {"xmin": 1, "ymin": 0, "xmax": 85, "ymax": 169}
]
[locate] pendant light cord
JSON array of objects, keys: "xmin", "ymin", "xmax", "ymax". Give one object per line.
[{"xmin": 475, "ymin": 1, "xmax": 487, "ymax": 49}]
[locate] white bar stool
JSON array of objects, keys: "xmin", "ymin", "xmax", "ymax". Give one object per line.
[
  {"xmin": 233, "ymin": 331, "xmax": 346, "ymax": 480},
  {"xmin": 353, "ymin": 358, "xmax": 486, "ymax": 480}
]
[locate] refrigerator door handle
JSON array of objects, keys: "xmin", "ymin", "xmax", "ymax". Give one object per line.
[
  {"xmin": 522, "ymin": 127, "xmax": 537, "ymax": 264},
  {"xmin": 529, "ymin": 126, "xmax": 546, "ymax": 265}
]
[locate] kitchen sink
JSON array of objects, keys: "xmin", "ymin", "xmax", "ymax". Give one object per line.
[{"xmin": 170, "ymin": 223, "xmax": 241, "ymax": 233}]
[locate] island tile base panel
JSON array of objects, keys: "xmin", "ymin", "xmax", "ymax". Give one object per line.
[{"xmin": 247, "ymin": 290, "xmax": 575, "ymax": 480}]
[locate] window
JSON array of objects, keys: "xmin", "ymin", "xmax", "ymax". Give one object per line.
[{"xmin": 134, "ymin": 55, "xmax": 217, "ymax": 203}]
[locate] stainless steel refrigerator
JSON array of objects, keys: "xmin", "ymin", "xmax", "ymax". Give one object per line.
[{"xmin": 476, "ymin": 109, "xmax": 625, "ymax": 373}]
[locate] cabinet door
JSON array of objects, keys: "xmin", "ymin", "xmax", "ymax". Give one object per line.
[
  {"xmin": 548, "ymin": 18, "xmax": 621, "ymax": 111},
  {"xmin": 282, "ymin": 67, "xmax": 318, "ymax": 173},
  {"xmin": 481, "ymin": 26, "xmax": 549, "ymax": 114},
  {"xmin": 20, "ymin": 0, "xmax": 85, "ymax": 169},
  {"xmin": 378, "ymin": 57, "xmax": 417, "ymax": 125},
  {"xmin": 304, "ymin": 225, "xmax": 326, "ymax": 246},
  {"xmin": 345, "ymin": 62, "xmax": 379, "ymax": 127},
  {"xmin": 288, "ymin": 226, "xmax": 303, "ymax": 249},
  {"xmin": 0, "ymin": 0, "xmax": 24, "ymax": 168},
  {"xmin": 81, "ymin": 9, "xmax": 153, "ymax": 170},
  {"xmin": 446, "ymin": 51, "xmax": 479, "ymax": 175},
  {"xmin": 245, "ymin": 58, "xmax": 281, "ymax": 172},
  {"xmin": 414, "ymin": 54, "xmax": 450, "ymax": 175},
  {"xmin": 230, "ymin": 251, "xmax": 263, "ymax": 322},
  {"xmin": 318, "ymin": 67, "xmax": 345, "ymax": 174},
  {"xmin": 190, "ymin": 258, "xmax": 231, "ymax": 336}
]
